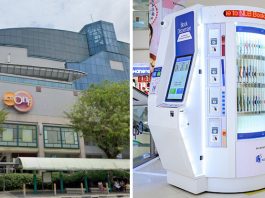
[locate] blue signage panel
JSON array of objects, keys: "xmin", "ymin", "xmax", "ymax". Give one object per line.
[
  {"xmin": 175, "ymin": 11, "xmax": 195, "ymax": 56},
  {"xmin": 238, "ymin": 131, "xmax": 265, "ymax": 140},
  {"xmin": 236, "ymin": 26, "xmax": 265, "ymax": 35},
  {"xmin": 133, "ymin": 63, "xmax": 150, "ymax": 77},
  {"xmin": 152, "ymin": 67, "xmax": 162, "ymax": 78}
]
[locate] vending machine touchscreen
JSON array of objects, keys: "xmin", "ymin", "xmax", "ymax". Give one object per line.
[{"xmin": 166, "ymin": 55, "xmax": 193, "ymax": 102}]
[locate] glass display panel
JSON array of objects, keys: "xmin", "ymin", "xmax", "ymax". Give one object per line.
[
  {"xmin": 236, "ymin": 26, "xmax": 265, "ymax": 139},
  {"xmin": 166, "ymin": 55, "xmax": 193, "ymax": 101}
]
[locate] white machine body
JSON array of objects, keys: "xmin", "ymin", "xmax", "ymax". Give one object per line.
[{"xmin": 148, "ymin": 5, "xmax": 265, "ymax": 194}]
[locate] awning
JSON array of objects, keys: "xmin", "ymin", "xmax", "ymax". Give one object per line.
[
  {"xmin": 0, "ymin": 63, "xmax": 86, "ymax": 82},
  {"xmin": 16, "ymin": 157, "xmax": 129, "ymax": 171}
]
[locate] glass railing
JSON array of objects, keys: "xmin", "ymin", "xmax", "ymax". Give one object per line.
[{"xmin": 0, "ymin": 74, "xmax": 73, "ymax": 90}]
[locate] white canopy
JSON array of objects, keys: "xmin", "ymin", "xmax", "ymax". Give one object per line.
[{"xmin": 16, "ymin": 157, "xmax": 129, "ymax": 171}]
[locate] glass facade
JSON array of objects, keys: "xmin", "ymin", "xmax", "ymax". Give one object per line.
[
  {"xmin": 0, "ymin": 28, "xmax": 89, "ymax": 62},
  {"xmin": 0, "ymin": 21, "xmax": 129, "ymax": 91},
  {"xmin": 43, "ymin": 126, "xmax": 79, "ymax": 149},
  {"xmin": 80, "ymin": 21, "xmax": 119, "ymax": 55},
  {"xmin": 0, "ymin": 74, "xmax": 73, "ymax": 89},
  {"xmin": 67, "ymin": 51, "xmax": 129, "ymax": 90},
  {"xmin": 68, "ymin": 21, "xmax": 130, "ymax": 90},
  {"xmin": 0, "ymin": 124, "xmax": 37, "ymax": 147},
  {"xmin": 133, "ymin": 105, "xmax": 157, "ymax": 167}
]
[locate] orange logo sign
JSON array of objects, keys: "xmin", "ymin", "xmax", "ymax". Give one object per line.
[{"xmin": 3, "ymin": 91, "xmax": 33, "ymax": 112}]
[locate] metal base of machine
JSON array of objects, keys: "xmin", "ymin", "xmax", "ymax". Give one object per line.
[
  {"xmin": 208, "ymin": 175, "xmax": 265, "ymax": 193},
  {"xmin": 167, "ymin": 171, "xmax": 207, "ymax": 194},
  {"xmin": 167, "ymin": 171, "xmax": 265, "ymax": 194}
]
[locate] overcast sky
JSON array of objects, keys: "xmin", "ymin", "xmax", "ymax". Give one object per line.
[{"xmin": 0, "ymin": 0, "xmax": 130, "ymax": 42}]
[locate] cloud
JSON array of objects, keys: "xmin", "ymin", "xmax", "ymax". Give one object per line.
[{"xmin": 0, "ymin": 0, "xmax": 130, "ymax": 42}]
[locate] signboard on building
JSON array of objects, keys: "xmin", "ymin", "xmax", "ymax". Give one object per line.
[
  {"xmin": 133, "ymin": 63, "xmax": 150, "ymax": 77},
  {"xmin": 42, "ymin": 172, "xmax": 52, "ymax": 183},
  {"xmin": 3, "ymin": 91, "xmax": 33, "ymax": 112}
]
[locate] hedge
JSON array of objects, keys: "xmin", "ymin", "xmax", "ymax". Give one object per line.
[{"xmin": 0, "ymin": 170, "xmax": 129, "ymax": 191}]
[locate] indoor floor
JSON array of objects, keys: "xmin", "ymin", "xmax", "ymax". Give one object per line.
[{"xmin": 133, "ymin": 158, "xmax": 265, "ymax": 198}]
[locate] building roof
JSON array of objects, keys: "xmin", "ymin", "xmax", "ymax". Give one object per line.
[{"xmin": 16, "ymin": 157, "xmax": 129, "ymax": 171}]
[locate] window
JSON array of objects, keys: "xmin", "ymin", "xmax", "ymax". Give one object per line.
[
  {"xmin": 110, "ymin": 60, "xmax": 124, "ymax": 71},
  {"xmin": 61, "ymin": 128, "xmax": 79, "ymax": 148},
  {"xmin": 133, "ymin": 11, "xmax": 149, "ymax": 30},
  {"xmin": 18, "ymin": 125, "xmax": 37, "ymax": 147},
  {"xmin": 3, "ymin": 128, "xmax": 14, "ymax": 142},
  {"xmin": 44, "ymin": 126, "xmax": 79, "ymax": 149},
  {"xmin": 44, "ymin": 127, "xmax": 61, "ymax": 148},
  {"xmin": 0, "ymin": 124, "xmax": 37, "ymax": 147}
]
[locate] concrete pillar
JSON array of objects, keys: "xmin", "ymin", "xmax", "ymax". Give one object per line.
[
  {"xmin": 5, "ymin": 153, "xmax": 12, "ymax": 173},
  {"xmin": 38, "ymin": 123, "xmax": 45, "ymax": 158},
  {"xmin": 79, "ymin": 133, "xmax": 86, "ymax": 158}
]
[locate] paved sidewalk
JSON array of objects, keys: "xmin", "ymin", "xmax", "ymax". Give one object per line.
[
  {"xmin": 0, "ymin": 191, "xmax": 129, "ymax": 198},
  {"xmin": 0, "ymin": 192, "xmax": 16, "ymax": 198}
]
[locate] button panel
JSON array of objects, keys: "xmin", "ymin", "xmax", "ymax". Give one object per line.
[{"xmin": 207, "ymin": 23, "xmax": 227, "ymax": 148}]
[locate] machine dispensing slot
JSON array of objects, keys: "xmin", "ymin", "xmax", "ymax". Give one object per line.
[
  {"xmin": 209, "ymin": 58, "xmax": 221, "ymax": 85},
  {"xmin": 209, "ymin": 88, "xmax": 220, "ymax": 115},
  {"xmin": 208, "ymin": 28, "xmax": 221, "ymax": 56},
  {"xmin": 208, "ymin": 118, "xmax": 222, "ymax": 146}
]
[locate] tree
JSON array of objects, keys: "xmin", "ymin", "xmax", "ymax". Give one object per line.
[
  {"xmin": 67, "ymin": 81, "xmax": 129, "ymax": 158},
  {"xmin": 0, "ymin": 109, "xmax": 7, "ymax": 132}
]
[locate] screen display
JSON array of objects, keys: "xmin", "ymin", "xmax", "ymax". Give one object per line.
[{"xmin": 165, "ymin": 55, "xmax": 193, "ymax": 101}]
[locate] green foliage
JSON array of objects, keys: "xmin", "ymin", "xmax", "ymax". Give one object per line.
[
  {"xmin": 0, "ymin": 171, "xmax": 129, "ymax": 190},
  {"xmin": 0, "ymin": 109, "xmax": 7, "ymax": 133},
  {"xmin": 52, "ymin": 170, "xmax": 129, "ymax": 188},
  {"xmin": 67, "ymin": 81, "xmax": 130, "ymax": 158},
  {"xmin": 0, "ymin": 173, "xmax": 42, "ymax": 191}
]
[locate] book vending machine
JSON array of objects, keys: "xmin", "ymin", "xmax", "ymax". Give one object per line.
[{"xmin": 148, "ymin": 4, "xmax": 265, "ymax": 194}]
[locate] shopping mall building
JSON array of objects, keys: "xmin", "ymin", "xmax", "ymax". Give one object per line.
[{"xmin": 0, "ymin": 20, "xmax": 129, "ymax": 167}]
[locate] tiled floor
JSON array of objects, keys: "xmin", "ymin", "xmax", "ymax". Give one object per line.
[{"xmin": 133, "ymin": 158, "xmax": 265, "ymax": 198}]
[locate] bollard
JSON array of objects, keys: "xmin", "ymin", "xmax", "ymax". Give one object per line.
[
  {"xmin": 33, "ymin": 172, "xmax": 37, "ymax": 193},
  {"xmin": 84, "ymin": 175, "xmax": 89, "ymax": 193},
  {"xmin": 81, "ymin": 182, "xmax": 84, "ymax": 194},
  {"xmin": 54, "ymin": 183, "xmax": 57, "ymax": 195},
  {"xmin": 23, "ymin": 183, "xmax": 26, "ymax": 197},
  {"xmin": 106, "ymin": 182, "xmax": 109, "ymax": 194}
]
